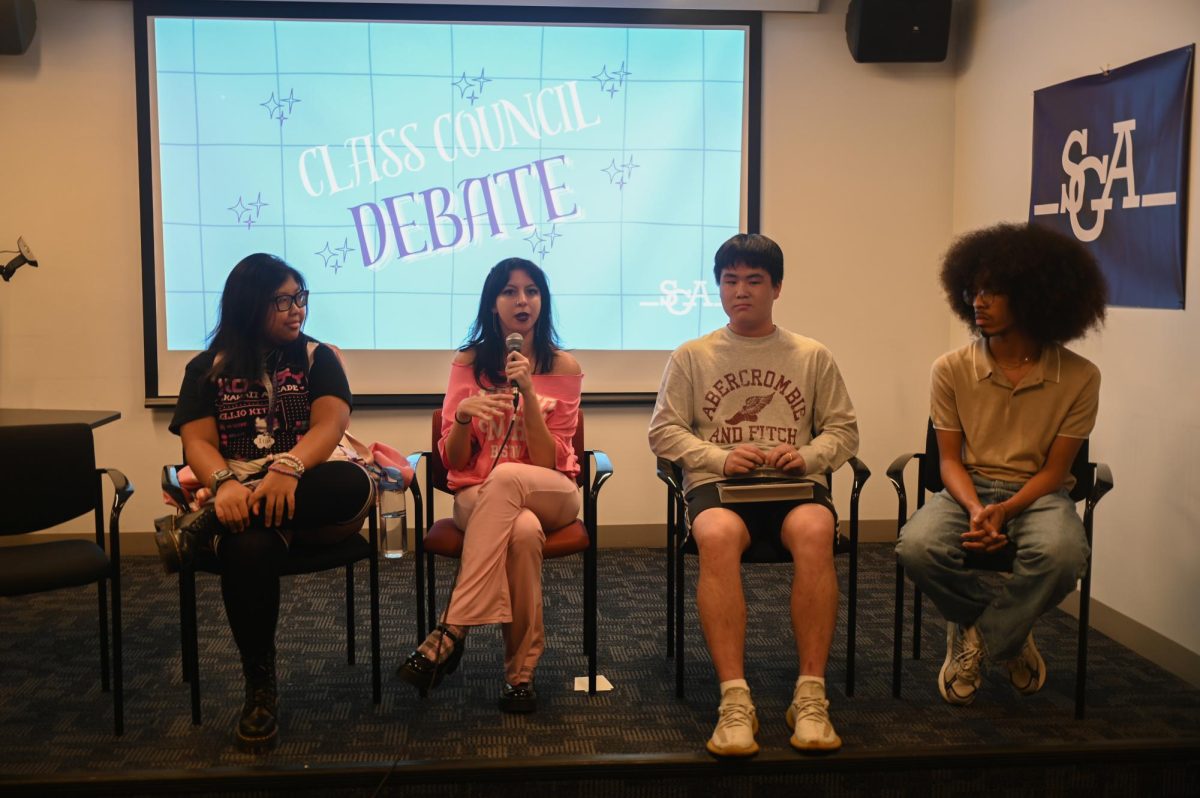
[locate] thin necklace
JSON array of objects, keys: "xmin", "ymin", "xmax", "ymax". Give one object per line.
[
  {"xmin": 988, "ymin": 340, "xmax": 1038, "ymax": 370},
  {"xmin": 994, "ymin": 351, "xmax": 1038, "ymax": 370}
]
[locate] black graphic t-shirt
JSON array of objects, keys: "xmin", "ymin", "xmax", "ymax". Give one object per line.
[{"xmin": 170, "ymin": 334, "xmax": 352, "ymax": 461}]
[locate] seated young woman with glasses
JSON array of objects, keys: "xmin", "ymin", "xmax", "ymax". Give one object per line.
[{"xmin": 159, "ymin": 253, "xmax": 374, "ymax": 753}]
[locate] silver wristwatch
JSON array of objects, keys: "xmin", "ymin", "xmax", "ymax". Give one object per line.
[{"xmin": 209, "ymin": 468, "xmax": 236, "ymax": 494}]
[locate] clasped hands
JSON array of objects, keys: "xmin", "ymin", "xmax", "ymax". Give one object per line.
[
  {"xmin": 723, "ymin": 443, "xmax": 807, "ymax": 477},
  {"xmin": 963, "ymin": 503, "xmax": 1009, "ymax": 553},
  {"xmin": 212, "ymin": 470, "xmax": 298, "ymax": 532}
]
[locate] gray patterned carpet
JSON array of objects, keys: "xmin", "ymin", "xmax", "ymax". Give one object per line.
[{"xmin": 0, "ymin": 544, "xmax": 1197, "ymax": 789}]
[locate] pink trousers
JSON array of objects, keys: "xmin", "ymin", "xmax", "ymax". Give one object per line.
[{"xmin": 445, "ymin": 462, "xmax": 581, "ymax": 684}]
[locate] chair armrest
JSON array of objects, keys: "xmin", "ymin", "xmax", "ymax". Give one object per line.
[
  {"xmin": 404, "ymin": 452, "xmax": 429, "ymax": 527},
  {"xmin": 161, "ymin": 464, "xmax": 189, "ymax": 510},
  {"xmin": 101, "ymin": 468, "xmax": 135, "ymax": 509},
  {"xmin": 885, "ymin": 452, "xmax": 920, "ymax": 500},
  {"xmin": 588, "ymin": 449, "xmax": 614, "ymax": 498},
  {"xmin": 846, "ymin": 455, "xmax": 871, "ymax": 490},
  {"xmin": 655, "ymin": 457, "xmax": 684, "ymax": 497},
  {"xmin": 1091, "ymin": 461, "xmax": 1113, "ymax": 506},
  {"xmin": 99, "ymin": 467, "xmax": 134, "ymax": 553}
]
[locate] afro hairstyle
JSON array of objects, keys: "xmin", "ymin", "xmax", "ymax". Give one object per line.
[{"xmin": 940, "ymin": 222, "xmax": 1107, "ymax": 346}]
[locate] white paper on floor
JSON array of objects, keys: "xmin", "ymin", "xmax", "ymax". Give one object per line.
[{"xmin": 573, "ymin": 674, "xmax": 614, "ymax": 692}]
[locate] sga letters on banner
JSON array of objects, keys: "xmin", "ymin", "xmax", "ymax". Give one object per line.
[{"xmin": 1029, "ymin": 45, "xmax": 1193, "ymax": 309}]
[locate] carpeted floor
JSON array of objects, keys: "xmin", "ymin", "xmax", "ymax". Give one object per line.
[{"xmin": 1, "ymin": 544, "xmax": 1197, "ymax": 780}]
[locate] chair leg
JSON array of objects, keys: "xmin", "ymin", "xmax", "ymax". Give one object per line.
[
  {"xmin": 111, "ymin": 566, "xmax": 124, "ymax": 736},
  {"xmin": 415, "ymin": 539, "xmax": 427, "ymax": 643},
  {"xmin": 97, "ymin": 579, "xmax": 111, "ymax": 692},
  {"xmin": 847, "ymin": 540, "xmax": 858, "ymax": 698},
  {"xmin": 370, "ymin": 517, "xmax": 382, "ymax": 705},
  {"xmin": 585, "ymin": 547, "xmax": 597, "ymax": 694},
  {"xmin": 665, "ymin": 495, "xmax": 675, "ymax": 659},
  {"xmin": 178, "ymin": 573, "xmax": 192, "ymax": 682},
  {"xmin": 345, "ymin": 565, "xmax": 356, "ymax": 666},
  {"xmin": 426, "ymin": 555, "xmax": 437, "ymax": 636},
  {"xmin": 1076, "ymin": 573, "xmax": 1092, "ymax": 720},
  {"xmin": 184, "ymin": 567, "xmax": 202, "ymax": 725},
  {"xmin": 913, "ymin": 586, "xmax": 923, "ymax": 660},
  {"xmin": 674, "ymin": 549, "xmax": 686, "ymax": 699},
  {"xmin": 893, "ymin": 558, "xmax": 904, "ymax": 698}
]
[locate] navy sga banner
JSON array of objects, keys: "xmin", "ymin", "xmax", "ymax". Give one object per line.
[{"xmin": 1029, "ymin": 45, "xmax": 1193, "ymax": 309}]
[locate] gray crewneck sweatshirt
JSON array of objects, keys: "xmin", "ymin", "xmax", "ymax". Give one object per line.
[{"xmin": 648, "ymin": 325, "xmax": 859, "ymax": 495}]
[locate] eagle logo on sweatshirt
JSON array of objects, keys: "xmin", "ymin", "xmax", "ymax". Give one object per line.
[{"xmin": 725, "ymin": 393, "xmax": 775, "ymax": 424}]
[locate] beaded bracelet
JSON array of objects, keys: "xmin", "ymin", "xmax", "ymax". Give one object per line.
[
  {"xmin": 271, "ymin": 453, "xmax": 306, "ymax": 477},
  {"xmin": 267, "ymin": 463, "xmax": 301, "ymax": 479}
]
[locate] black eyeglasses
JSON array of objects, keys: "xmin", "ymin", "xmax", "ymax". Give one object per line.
[
  {"xmin": 962, "ymin": 287, "xmax": 1000, "ymax": 305},
  {"xmin": 271, "ymin": 290, "xmax": 309, "ymax": 312}
]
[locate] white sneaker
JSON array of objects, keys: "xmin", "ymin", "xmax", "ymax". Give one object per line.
[
  {"xmin": 938, "ymin": 622, "xmax": 985, "ymax": 706},
  {"xmin": 1004, "ymin": 631, "xmax": 1047, "ymax": 695},
  {"xmin": 786, "ymin": 680, "xmax": 842, "ymax": 752},
  {"xmin": 706, "ymin": 686, "xmax": 759, "ymax": 757}
]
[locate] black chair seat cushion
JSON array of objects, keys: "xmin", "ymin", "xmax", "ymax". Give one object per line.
[
  {"xmin": 190, "ymin": 530, "xmax": 370, "ymax": 576},
  {"xmin": 0, "ymin": 540, "xmax": 109, "ymax": 596},
  {"xmin": 424, "ymin": 517, "xmax": 589, "ymax": 559}
]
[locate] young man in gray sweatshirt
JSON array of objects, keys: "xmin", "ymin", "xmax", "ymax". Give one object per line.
[{"xmin": 648, "ymin": 233, "xmax": 859, "ymax": 757}]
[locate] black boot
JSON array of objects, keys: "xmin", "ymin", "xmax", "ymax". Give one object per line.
[
  {"xmin": 154, "ymin": 505, "xmax": 221, "ymax": 574},
  {"xmin": 236, "ymin": 648, "xmax": 278, "ymax": 753}
]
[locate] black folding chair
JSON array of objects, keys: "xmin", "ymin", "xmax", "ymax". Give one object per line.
[
  {"xmin": 887, "ymin": 420, "xmax": 1113, "ymax": 718},
  {"xmin": 406, "ymin": 409, "xmax": 613, "ymax": 693},
  {"xmin": 0, "ymin": 423, "xmax": 133, "ymax": 734},
  {"xmin": 161, "ymin": 463, "xmax": 410, "ymax": 724},
  {"xmin": 656, "ymin": 457, "xmax": 870, "ymax": 698}
]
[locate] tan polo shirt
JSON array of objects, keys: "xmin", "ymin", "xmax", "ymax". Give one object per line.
[{"xmin": 930, "ymin": 339, "xmax": 1100, "ymax": 488}]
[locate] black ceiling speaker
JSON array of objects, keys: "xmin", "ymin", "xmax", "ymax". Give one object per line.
[
  {"xmin": 0, "ymin": 0, "xmax": 36, "ymax": 56},
  {"xmin": 846, "ymin": 0, "xmax": 952, "ymax": 63}
]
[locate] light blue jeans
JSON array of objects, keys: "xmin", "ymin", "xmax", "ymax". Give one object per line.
[{"xmin": 895, "ymin": 475, "xmax": 1090, "ymax": 661}]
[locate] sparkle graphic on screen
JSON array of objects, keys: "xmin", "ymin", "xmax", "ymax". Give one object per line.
[
  {"xmin": 593, "ymin": 62, "xmax": 631, "ymax": 98},
  {"xmin": 315, "ymin": 242, "xmax": 340, "ymax": 273},
  {"xmin": 260, "ymin": 89, "xmax": 301, "ymax": 125},
  {"xmin": 452, "ymin": 69, "xmax": 492, "ymax": 105}
]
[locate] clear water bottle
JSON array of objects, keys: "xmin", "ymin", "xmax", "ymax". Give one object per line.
[{"xmin": 378, "ymin": 485, "xmax": 407, "ymax": 559}]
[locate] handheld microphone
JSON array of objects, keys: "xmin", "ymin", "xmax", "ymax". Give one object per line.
[{"xmin": 505, "ymin": 332, "xmax": 524, "ymax": 408}]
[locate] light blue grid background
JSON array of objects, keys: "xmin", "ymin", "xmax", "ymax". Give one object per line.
[{"xmin": 155, "ymin": 18, "xmax": 745, "ymax": 351}]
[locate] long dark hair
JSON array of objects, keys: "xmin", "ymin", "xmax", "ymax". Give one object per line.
[
  {"xmin": 460, "ymin": 258, "xmax": 561, "ymax": 387},
  {"xmin": 207, "ymin": 253, "xmax": 306, "ymax": 379}
]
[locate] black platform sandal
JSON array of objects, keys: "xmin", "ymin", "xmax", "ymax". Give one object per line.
[
  {"xmin": 498, "ymin": 682, "xmax": 537, "ymax": 714},
  {"xmin": 397, "ymin": 625, "xmax": 465, "ymax": 696}
]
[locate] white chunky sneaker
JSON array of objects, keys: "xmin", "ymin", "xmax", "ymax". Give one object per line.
[
  {"xmin": 786, "ymin": 680, "xmax": 842, "ymax": 752},
  {"xmin": 938, "ymin": 622, "xmax": 985, "ymax": 706},
  {"xmin": 706, "ymin": 686, "xmax": 759, "ymax": 757},
  {"xmin": 1004, "ymin": 631, "xmax": 1047, "ymax": 695}
]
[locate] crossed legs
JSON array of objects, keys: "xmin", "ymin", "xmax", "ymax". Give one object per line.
[{"xmin": 445, "ymin": 463, "xmax": 580, "ymax": 684}]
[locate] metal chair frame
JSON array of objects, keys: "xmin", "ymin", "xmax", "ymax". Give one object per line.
[
  {"xmin": 0, "ymin": 423, "xmax": 133, "ymax": 735},
  {"xmin": 656, "ymin": 456, "xmax": 871, "ymax": 698},
  {"xmin": 161, "ymin": 464, "xmax": 409, "ymax": 724},
  {"xmin": 886, "ymin": 421, "xmax": 1113, "ymax": 718},
  {"xmin": 406, "ymin": 408, "xmax": 613, "ymax": 693}
]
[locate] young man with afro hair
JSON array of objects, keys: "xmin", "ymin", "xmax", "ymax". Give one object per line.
[{"xmin": 896, "ymin": 222, "xmax": 1107, "ymax": 707}]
